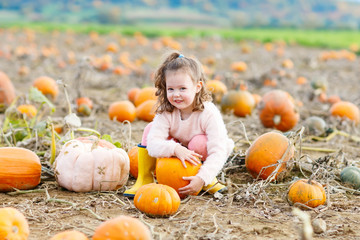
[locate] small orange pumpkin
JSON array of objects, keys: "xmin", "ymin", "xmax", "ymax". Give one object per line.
[
  {"xmin": 136, "ymin": 99, "xmax": 157, "ymax": 122},
  {"xmin": 108, "ymin": 100, "xmax": 136, "ymax": 122},
  {"xmin": 134, "ymin": 183, "xmax": 180, "ymax": 217},
  {"xmin": 330, "ymin": 101, "xmax": 360, "ymax": 124},
  {"xmin": 287, "ymin": 179, "xmax": 326, "ymax": 208},
  {"xmin": 221, "ymin": 90, "xmax": 255, "ymax": 117},
  {"xmin": 16, "ymin": 104, "xmax": 37, "ymax": 118},
  {"xmin": 0, "ymin": 147, "xmax": 41, "ymax": 192},
  {"xmin": 76, "ymin": 97, "xmax": 93, "ymax": 116},
  {"xmin": 281, "ymin": 59, "xmax": 294, "ymax": 69},
  {"xmin": 128, "ymin": 145, "xmax": 139, "ymax": 178},
  {"xmin": 156, "ymin": 157, "xmax": 202, "ymax": 199},
  {"xmin": 127, "ymin": 87, "xmax": 141, "ymax": 103},
  {"xmin": 0, "ymin": 71, "xmax": 16, "ymax": 106},
  {"xmin": 0, "ymin": 207, "xmax": 29, "ymax": 240},
  {"xmin": 258, "ymin": 90, "xmax": 299, "ymax": 132},
  {"xmin": 326, "ymin": 95, "xmax": 341, "ymax": 105},
  {"xmin": 134, "ymin": 87, "xmax": 157, "ymax": 107},
  {"xmin": 33, "ymin": 76, "xmax": 59, "ymax": 100},
  {"xmin": 92, "ymin": 215, "xmax": 151, "ymax": 240},
  {"xmin": 245, "ymin": 132, "xmax": 294, "ymax": 180},
  {"xmin": 206, "ymin": 80, "xmax": 228, "ymax": 103},
  {"xmin": 50, "ymin": 230, "xmax": 89, "ymax": 240},
  {"xmin": 231, "ymin": 61, "xmax": 247, "ymax": 72}
]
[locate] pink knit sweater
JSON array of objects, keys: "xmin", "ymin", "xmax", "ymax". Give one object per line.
[{"xmin": 147, "ymin": 101, "xmax": 234, "ymax": 185}]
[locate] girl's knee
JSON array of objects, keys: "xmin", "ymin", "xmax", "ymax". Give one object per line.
[
  {"xmin": 141, "ymin": 122, "xmax": 153, "ymax": 146},
  {"xmin": 188, "ymin": 135, "xmax": 208, "ymax": 159}
]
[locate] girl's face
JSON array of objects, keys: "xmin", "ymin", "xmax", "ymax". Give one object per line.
[{"xmin": 165, "ymin": 70, "xmax": 202, "ymax": 117}]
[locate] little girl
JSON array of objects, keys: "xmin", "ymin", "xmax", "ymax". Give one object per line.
[{"xmin": 124, "ymin": 51, "xmax": 234, "ymax": 197}]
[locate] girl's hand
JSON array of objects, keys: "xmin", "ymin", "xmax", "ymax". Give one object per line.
[
  {"xmin": 178, "ymin": 176, "xmax": 204, "ymax": 196},
  {"xmin": 175, "ymin": 145, "xmax": 202, "ymax": 168}
]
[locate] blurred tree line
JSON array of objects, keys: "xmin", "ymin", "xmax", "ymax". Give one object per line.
[{"xmin": 1, "ymin": 0, "xmax": 360, "ymax": 30}]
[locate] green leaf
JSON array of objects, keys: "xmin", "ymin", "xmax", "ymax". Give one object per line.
[
  {"xmin": 113, "ymin": 142, "xmax": 122, "ymax": 148},
  {"xmin": 29, "ymin": 87, "xmax": 56, "ymax": 113},
  {"xmin": 101, "ymin": 134, "xmax": 113, "ymax": 143}
]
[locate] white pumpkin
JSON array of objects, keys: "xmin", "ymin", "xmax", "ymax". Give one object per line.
[{"xmin": 54, "ymin": 136, "xmax": 130, "ymax": 192}]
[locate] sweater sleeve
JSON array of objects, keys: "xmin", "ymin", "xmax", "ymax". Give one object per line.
[
  {"xmin": 196, "ymin": 103, "xmax": 234, "ymax": 185},
  {"xmin": 146, "ymin": 113, "xmax": 181, "ymax": 158}
]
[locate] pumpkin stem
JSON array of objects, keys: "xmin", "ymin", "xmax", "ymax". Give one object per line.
[
  {"xmin": 75, "ymin": 127, "xmax": 101, "ymax": 137},
  {"xmin": 273, "ymin": 115, "xmax": 281, "ymax": 125},
  {"xmin": 91, "ymin": 138, "xmax": 100, "ymax": 151},
  {"xmin": 12, "ymin": 225, "xmax": 19, "ymax": 234}
]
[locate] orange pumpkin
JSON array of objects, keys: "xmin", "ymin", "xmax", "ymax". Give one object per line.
[
  {"xmin": 296, "ymin": 76, "xmax": 307, "ymax": 85},
  {"xmin": 0, "ymin": 207, "xmax": 29, "ymax": 240},
  {"xmin": 134, "ymin": 183, "xmax": 180, "ymax": 217},
  {"xmin": 0, "ymin": 147, "xmax": 41, "ymax": 192},
  {"xmin": 326, "ymin": 95, "xmax": 341, "ymax": 105},
  {"xmin": 245, "ymin": 132, "xmax": 294, "ymax": 180},
  {"xmin": 258, "ymin": 90, "xmax": 299, "ymax": 132},
  {"xmin": 0, "ymin": 71, "xmax": 16, "ymax": 105},
  {"xmin": 33, "ymin": 76, "xmax": 59, "ymax": 100},
  {"xmin": 287, "ymin": 179, "xmax": 326, "ymax": 208},
  {"xmin": 136, "ymin": 99, "xmax": 157, "ymax": 122},
  {"xmin": 76, "ymin": 97, "xmax": 93, "ymax": 116},
  {"xmin": 128, "ymin": 145, "xmax": 139, "ymax": 178},
  {"xmin": 156, "ymin": 157, "xmax": 202, "ymax": 199},
  {"xmin": 221, "ymin": 90, "xmax": 255, "ymax": 117},
  {"xmin": 134, "ymin": 87, "xmax": 157, "ymax": 107},
  {"xmin": 108, "ymin": 100, "xmax": 136, "ymax": 122},
  {"xmin": 330, "ymin": 101, "xmax": 360, "ymax": 124},
  {"xmin": 93, "ymin": 215, "xmax": 151, "ymax": 240},
  {"xmin": 206, "ymin": 80, "xmax": 228, "ymax": 103},
  {"xmin": 16, "ymin": 104, "xmax": 37, "ymax": 118},
  {"xmin": 230, "ymin": 61, "xmax": 247, "ymax": 72},
  {"xmin": 50, "ymin": 230, "xmax": 89, "ymax": 240},
  {"xmin": 281, "ymin": 59, "xmax": 294, "ymax": 69},
  {"xmin": 106, "ymin": 42, "xmax": 118, "ymax": 53},
  {"xmin": 127, "ymin": 87, "xmax": 141, "ymax": 103},
  {"xmin": 252, "ymin": 93, "xmax": 262, "ymax": 106}
]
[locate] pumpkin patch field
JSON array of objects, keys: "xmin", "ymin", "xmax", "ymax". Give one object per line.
[{"xmin": 1, "ymin": 28, "xmax": 360, "ymax": 239}]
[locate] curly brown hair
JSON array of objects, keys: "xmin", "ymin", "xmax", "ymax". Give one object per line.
[{"xmin": 154, "ymin": 51, "xmax": 212, "ymax": 114}]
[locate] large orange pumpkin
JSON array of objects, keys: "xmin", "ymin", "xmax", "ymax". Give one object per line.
[
  {"xmin": 330, "ymin": 101, "xmax": 360, "ymax": 124},
  {"xmin": 50, "ymin": 230, "xmax": 89, "ymax": 240},
  {"xmin": 108, "ymin": 100, "xmax": 136, "ymax": 122},
  {"xmin": 128, "ymin": 145, "xmax": 139, "ymax": 178},
  {"xmin": 258, "ymin": 90, "xmax": 299, "ymax": 132},
  {"xmin": 0, "ymin": 147, "xmax": 41, "ymax": 192},
  {"xmin": 206, "ymin": 80, "xmax": 228, "ymax": 103},
  {"xmin": 0, "ymin": 207, "xmax": 29, "ymax": 240},
  {"xmin": 134, "ymin": 87, "xmax": 157, "ymax": 107},
  {"xmin": 156, "ymin": 157, "xmax": 202, "ymax": 199},
  {"xmin": 136, "ymin": 99, "xmax": 157, "ymax": 122},
  {"xmin": 0, "ymin": 71, "xmax": 16, "ymax": 106},
  {"xmin": 33, "ymin": 76, "xmax": 59, "ymax": 100},
  {"xmin": 134, "ymin": 183, "xmax": 180, "ymax": 217},
  {"xmin": 93, "ymin": 215, "xmax": 151, "ymax": 240},
  {"xmin": 221, "ymin": 90, "xmax": 255, "ymax": 117},
  {"xmin": 287, "ymin": 179, "xmax": 326, "ymax": 208},
  {"xmin": 245, "ymin": 132, "xmax": 294, "ymax": 180}
]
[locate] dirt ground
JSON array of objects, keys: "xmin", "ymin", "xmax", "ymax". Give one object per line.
[{"xmin": 1, "ymin": 29, "xmax": 360, "ymax": 240}]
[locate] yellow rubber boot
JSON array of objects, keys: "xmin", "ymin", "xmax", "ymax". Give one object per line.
[
  {"xmin": 202, "ymin": 177, "xmax": 227, "ymax": 194},
  {"xmin": 124, "ymin": 144, "xmax": 156, "ymax": 197}
]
